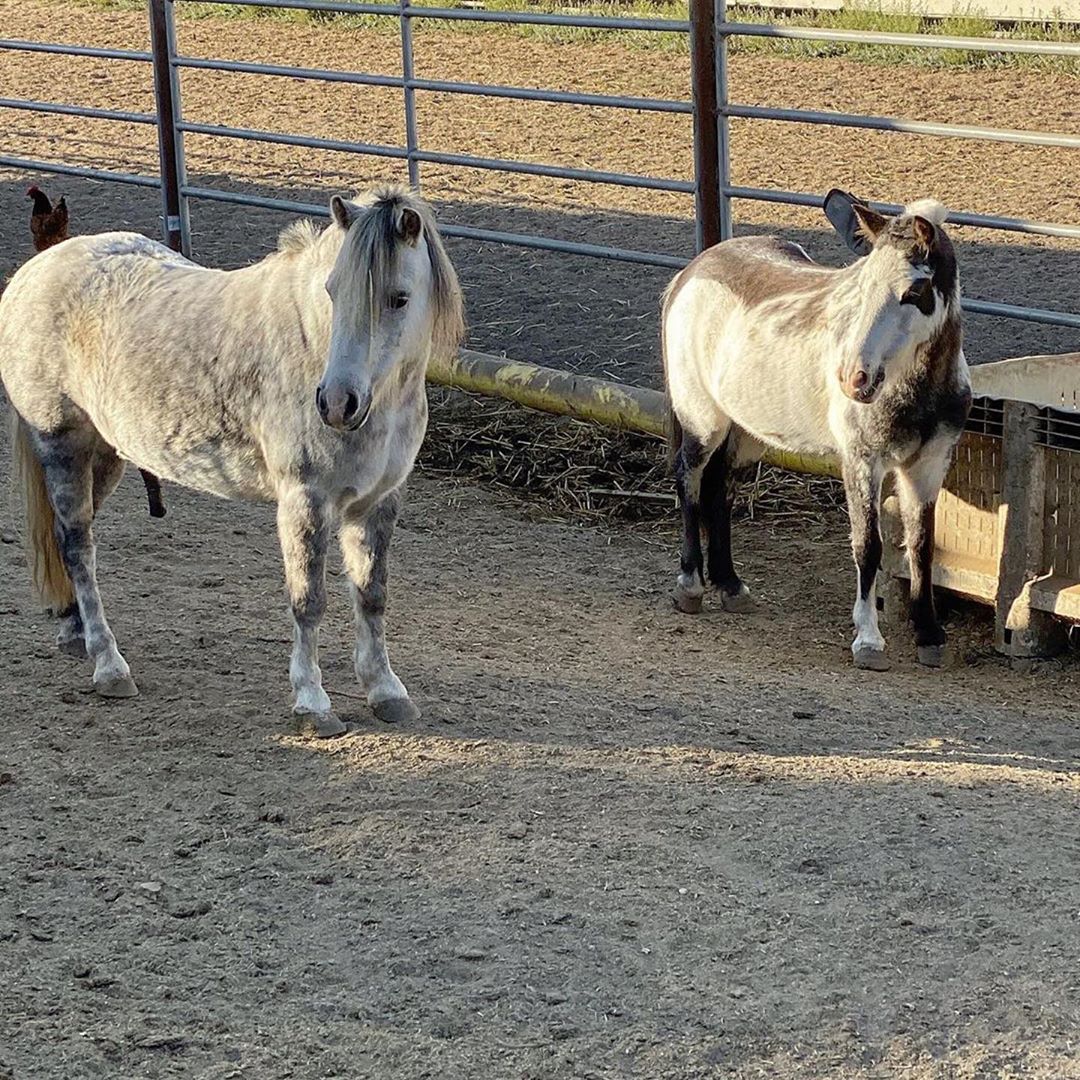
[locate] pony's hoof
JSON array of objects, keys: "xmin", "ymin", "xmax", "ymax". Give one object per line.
[
  {"xmin": 852, "ymin": 648, "xmax": 891, "ymax": 672},
  {"xmin": 373, "ymin": 697, "xmax": 420, "ymax": 724},
  {"xmin": 917, "ymin": 644, "xmax": 946, "ymax": 668},
  {"xmin": 94, "ymin": 674, "xmax": 139, "ymax": 698},
  {"xmin": 57, "ymin": 636, "xmax": 88, "ymax": 659},
  {"xmin": 720, "ymin": 585, "xmax": 754, "ymax": 614},
  {"xmin": 311, "ymin": 712, "xmax": 348, "ymax": 739},
  {"xmin": 673, "ymin": 589, "xmax": 703, "ymax": 615}
]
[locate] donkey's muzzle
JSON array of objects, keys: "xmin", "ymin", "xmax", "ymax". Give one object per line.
[
  {"xmin": 315, "ymin": 383, "xmax": 372, "ymax": 431},
  {"xmin": 841, "ymin": 366, "xmax": 886, "ymax": 404}
]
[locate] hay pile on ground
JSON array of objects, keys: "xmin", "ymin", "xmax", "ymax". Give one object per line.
[{"xmin": 420, "ymin": 387, "xmax": 847, "ymax": 531}]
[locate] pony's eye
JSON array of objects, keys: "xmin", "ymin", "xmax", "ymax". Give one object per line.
[{"xmin": 388, "ymin": 292, "xmax": 409, "ymax": 310}]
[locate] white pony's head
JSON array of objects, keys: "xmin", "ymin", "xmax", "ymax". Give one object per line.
[
  {"xmin": 315, "ymin": 185, "xmax": 464, "ymax": 432},
  {"xmin": 823, "ymin": 190, "xmax": 959, "ymax": 404}
]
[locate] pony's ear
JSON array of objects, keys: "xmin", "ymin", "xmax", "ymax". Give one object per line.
[
  {"xmin": 398, "ymin": 206, "xmax": 422, "ymax": 245},
  {"xmin": 330, "ymin": 195, "xmax": 358, "ymax": 231},
  {"xmin": 823, "ymin": 188, "xmax": 883, "ymax": 257}
]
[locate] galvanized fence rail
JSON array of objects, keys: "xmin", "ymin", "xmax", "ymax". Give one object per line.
[{"xmin": 3, "ymin": 0, "xmax": 1080, "ymax": 338}]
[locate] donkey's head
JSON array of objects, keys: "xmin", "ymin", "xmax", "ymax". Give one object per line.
[
  {"xmin": 316, "ymin": 186, "xmax": 464, "ymax": 432},
  {"xmin": 823, "ymin": 190, "xmax": 959, "ymax": 404}
]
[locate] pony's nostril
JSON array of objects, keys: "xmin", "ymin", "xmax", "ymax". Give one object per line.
[
  {"xmin": 315, "ymin": 385, "xmax": 327, "ymax": 416},
  {"xmin": 343, "ymin": 391, "xmax": 360, "ymax": 422},
  {"xmin": 852, "ymin": 370, "xmax": 869, "ymax": 389}
]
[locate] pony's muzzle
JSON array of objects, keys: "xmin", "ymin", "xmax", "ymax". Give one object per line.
[{"xmin": 315, "ymin": 383, "xmax": 373, "ymax": 431}]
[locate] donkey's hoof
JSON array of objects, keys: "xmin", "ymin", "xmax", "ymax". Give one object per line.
[
  {"xmin": 673, "ymin": 589, "xmax": 703, "ymax": 615},
  {"xmin": 94, "ymin": 674, "xmax": 139, "ymax": 699},
  {"xmin": 311, "ymin": 712, "xmax": 348, "ymax": 739},
  {"xmin": 57, "ymin": 636, "xmax": 88, "ymax": 659},
  {"xmin": 373, "ymin": 697, "xmax": 420, "ymax": 724},
  {"xmin": 917, "ymin": 644, "xmax": 946, "ymax": 668},
  {"xmin": 852, "ymin": 648, "xmax": 891, "ymax": 672},
  {"xmin": 720, "ymin": 585, "xmax": 754, "ymax": 614}
]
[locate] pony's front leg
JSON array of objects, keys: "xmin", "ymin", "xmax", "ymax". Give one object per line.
[
  {"xmin": 842, "ymin": 454, "xmax": 889, "ymax": 670},
  {"xmin": 339, "ymin": 489, "xmax": 419, "ymax": 725},
  {"xmin": 895, "ymin": 439, "xmax": 953, "ymax": 668},
  {"xmin": 276, "ymin": 486, "xmax": 343, "ymax": 737}
]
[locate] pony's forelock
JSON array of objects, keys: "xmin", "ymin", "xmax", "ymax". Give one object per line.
[{"xmin": 336, "ymin": 186, "xmax": 464, "ymax": 361}]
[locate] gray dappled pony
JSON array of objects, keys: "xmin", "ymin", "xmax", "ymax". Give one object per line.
[{"xmin": 1, "ymin": 184, "xmax": 464, "ymax": 736}]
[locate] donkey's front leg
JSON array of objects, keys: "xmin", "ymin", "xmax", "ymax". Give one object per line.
[
  {"xmin": 896, "ymin": 439, "xmax": 953, "ymax": 668},
  {"xmin": 673, "ymin": 429, "xmax": 716, "ymax": 614},
  {"xmin": 277, "ymin": 485, "xmax": 343, "ymax": 737},
  {"xmin": 339, "ymin": 489, "xmax": 418, "ymax": 724},
  {"xmin": 842, "ymin": 454, "xmax": 888, "ymax": 670}
]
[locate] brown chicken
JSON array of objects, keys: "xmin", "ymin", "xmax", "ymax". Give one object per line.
[
  {"xmin": 26, "ymin": 185, "xmax": 167, "ymax": 518},
  {"xmin": 27, "ymin": 185, "xmax": 70, "ymax": 252}
]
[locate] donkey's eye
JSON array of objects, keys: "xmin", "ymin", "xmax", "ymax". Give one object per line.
[
  {"xmin": 387, "ymin": 292, "xmax": 410, "ymax": 310},
  {"xmin": 900, "ymin": 278, "xmax": 934, "ymax": 313}
]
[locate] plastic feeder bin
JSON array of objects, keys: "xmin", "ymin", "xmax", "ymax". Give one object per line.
[{"xmin": 882, "ymin": 353, "xmax": 1080, "ymax": 658}]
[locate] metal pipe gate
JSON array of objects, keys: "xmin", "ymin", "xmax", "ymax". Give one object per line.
[{"xmin": 3, "ymin": 0, "xmax": 1080, "ymax": 359}]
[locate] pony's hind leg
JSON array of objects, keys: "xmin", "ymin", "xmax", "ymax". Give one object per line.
[
  {"xmin": 56, "ymin": 444, "xmax": 127, "ymax": 659},
  {"xmin": 339, "ymin": 489, "xmax": 418, "ymax": 725},
  {"xmin": 895, "ymin": 439, "xmax": 954, "ymax": 667},
  {"xmin": 700, "ymin": 435, "xmax": 753, "ymax": 613},
  {"xmin": 842, "ymin": 454, "xmax": 889, "ymax": 671},
  {"xmin": 672, "ymin": 425, "xmax": 722, "ymax": 614},
  {"xmin": 35, "ymin": 429, "xmax": 136, "ymax": 696},
  {"xmin": 276, "ymin": 484, "xmax": 342, "ymax": 737}
]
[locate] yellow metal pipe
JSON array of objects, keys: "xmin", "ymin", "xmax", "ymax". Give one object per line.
[{"xmin": 428, "ymin": 349, "xmax": 840, "ymax": 479}]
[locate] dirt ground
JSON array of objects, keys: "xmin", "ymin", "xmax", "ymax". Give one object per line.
[
  {"xmin": 2, "ymin": 0, "xmax": 1080, "ymax": 385},
  {"xmin": 2, "ymin": 407, "xmax": 1080, "ymax": 1080},
  {"xmin": 3, "ymin": 6, "xmax": 1080, "ymax": 1079}
]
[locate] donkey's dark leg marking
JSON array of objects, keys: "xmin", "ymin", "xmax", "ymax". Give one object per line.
[
  {"xmin": 340, "ymin": 488, "xmax": 417, "ymax": 724},
  {"xmin": 277, "ymin": 484, "xmax": 340, "ymax": 734},
  {"xmin": 38, "ymin": 430, "xmax": 136, "ymax": 694},
  {"xmin": 700, "ymin": 438, "xmax": 753, "ymax": 613},
  {"xmin": 673, "ymin": 431, "xmax": 710, "ymax": 614},
  {"xmin": 907, "ymin": 500, "xmax": 945, "ymax": 656},
  {"xmin": 896, "ymin": 441, "xmax": 954, "ymax": 667},
  {"xmin": 843, "ymin": 455, "xmax": 888, "ymax": 670},
  {"xmin": 139, "ymin": 469, "xmax": 167, "ymax": 518}
]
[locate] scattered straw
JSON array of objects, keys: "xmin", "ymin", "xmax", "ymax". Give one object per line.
[{"xmin": 419, "ymin": 387, "xmax": 847, "ymax": 532}]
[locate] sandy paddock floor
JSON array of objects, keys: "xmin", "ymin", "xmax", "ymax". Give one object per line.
[{"xmin": 2, "ymin": 5, "xmax": 1080, "ymax": 1078}]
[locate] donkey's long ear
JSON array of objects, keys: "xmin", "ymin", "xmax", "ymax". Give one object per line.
[
  {"xmin": 823, "ymin": 188, "xmax": 883, "ymax": 257},
  {"xmin": 330, "ymin": 195, "xmax": 359, "ymax": 231}
]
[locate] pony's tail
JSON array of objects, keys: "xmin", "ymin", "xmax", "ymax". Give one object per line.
[{"xmin": 11, "ymin": 414, "xmax": 74, "ymax": 613}]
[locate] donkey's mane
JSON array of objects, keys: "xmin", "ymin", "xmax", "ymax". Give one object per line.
[{"xmin": 335, "ymin": 184, "xmax": 465, "ymax": 362}]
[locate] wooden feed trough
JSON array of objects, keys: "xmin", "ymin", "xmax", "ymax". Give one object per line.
[{"xmin": 882, "ymin": 353, "xmax": 1080, "ymax": 659}]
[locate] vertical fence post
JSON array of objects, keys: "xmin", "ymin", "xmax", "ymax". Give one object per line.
[
  {"xmin": 713, "ymin": 0, "xmax": 732, "ymax": 241},
  {"xmin": 149, "ymin": 0, "xmax": 190, "ymax": 254},
  {"xmin": 399, "ymin": 0, "xmax": 420, "ymax": 188},
  {"xmin": 690, "ymin": 0, "xmax": 719, "ymax": 252}
]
